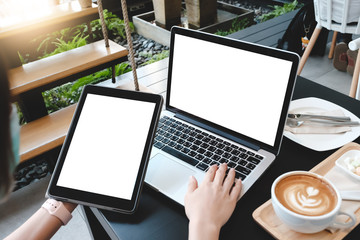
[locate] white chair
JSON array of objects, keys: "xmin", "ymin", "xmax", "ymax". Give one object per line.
[
  {"xmin": 297, "ymin": 0, "xmax": 360, "ymax": 98},
  {"xmin": 348, "ymin": 38, "xmax": 360, "ymax": 98}
]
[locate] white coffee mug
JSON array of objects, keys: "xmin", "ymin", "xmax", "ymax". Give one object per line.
[{"xmin": 271, "ymin": 171, "xmax": 356, "ymax": 234}]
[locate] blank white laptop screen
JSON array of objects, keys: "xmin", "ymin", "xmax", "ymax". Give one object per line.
[
  {"xmin": 57, "ymin": 94, "xmax": 156, "ymax": 200},
  {"xmin": 170, "ymin": 34, "xmax": 293, "ymax": 146}
]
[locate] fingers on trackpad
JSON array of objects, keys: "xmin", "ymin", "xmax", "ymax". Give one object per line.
[{"xmin": 146, "ymin": 154, "xmax": 195, "ymax": 195}]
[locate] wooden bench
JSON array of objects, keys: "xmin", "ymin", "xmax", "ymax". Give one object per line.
[
  {"xmin": 9, "ymin": 39, "xmax": 128, "ymax": 122},
  {"xmin": 227, "ymin": 10, "xmax": 298, "ymax": 47},
  {"xmin": 9, "ymin": 39, "xmax": 128, "ymax": 96},
  {"xmin": 20, "ymin": 104, "xmax": 76, "ymax": 163}
]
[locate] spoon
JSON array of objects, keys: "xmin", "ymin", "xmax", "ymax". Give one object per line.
[
  {"xmin": 286, "ymin": 118, "xmax": 360, "ymax": 127},
  {"xmin": 340, "ymin": 190, "xmax": 360, "ymax": 201}
]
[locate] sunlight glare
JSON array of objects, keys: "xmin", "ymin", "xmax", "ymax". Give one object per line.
[{"xmin": 0, "ymin": 0, "xmax": 74, "ymax": 28}]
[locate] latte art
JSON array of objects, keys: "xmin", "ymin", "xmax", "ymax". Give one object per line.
[{"xmin": 275, "ymin": 175, "xmax": 337, "ymax": 216}]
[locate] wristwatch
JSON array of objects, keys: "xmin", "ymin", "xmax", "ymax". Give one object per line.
[{"xmin": 41, "ymin": 199, "xmax": 72, "ymax": 225}]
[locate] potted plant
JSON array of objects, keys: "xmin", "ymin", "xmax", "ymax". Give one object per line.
[
  {"xmin": 78, "ymin": 0, "xmax": 92, "ymax": 8},
  {"xmin": 185, "ymin": 0, "xmax": 217, "ymax": 28},
  {"xmin": 152, "ymin": 0, "xmax": 182, "ymax": 29}
]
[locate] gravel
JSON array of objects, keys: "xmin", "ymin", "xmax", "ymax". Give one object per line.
[
  {"xmin": 222, "ymin": 0, "xmax": 274, "ymax": 22},
  {"xmin": 14, "ymin": 159, "xmax": 51, "ymax": 191},
  {"xmin": 114, "ymin": 33, "xmax": 169, "ymax": 67}
]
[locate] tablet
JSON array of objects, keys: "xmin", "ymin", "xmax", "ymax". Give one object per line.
[{"xmin": 47, "ymin": 85, "xmax": 163, "ymax": 214}]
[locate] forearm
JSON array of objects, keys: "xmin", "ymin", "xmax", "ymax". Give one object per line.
[
  {"xmin": 188, "ymin": 220, "xmax": 220, "ymax": 240},
  {"xmin": 5, "ymin": 202, "xmax": 77, "ymax": 240}
]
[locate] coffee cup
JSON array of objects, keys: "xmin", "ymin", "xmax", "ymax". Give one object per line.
[{"xmin": 271, "ymin": 171, "xmax": 356, "ymax": 234}]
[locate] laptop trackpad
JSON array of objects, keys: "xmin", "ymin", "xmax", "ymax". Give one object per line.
[{"xmin": 146, "ymin": 154, "xmax": 195, "ymax": 195}]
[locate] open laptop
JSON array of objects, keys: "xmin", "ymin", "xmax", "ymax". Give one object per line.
[{"xmin": 145, "ymin": 26, "xmax": 299, "ymax": 205}]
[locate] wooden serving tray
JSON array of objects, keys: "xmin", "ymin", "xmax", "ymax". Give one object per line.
[{"xmin": 253, "ymin": 142, "xmax": 360, "ymax": 240}]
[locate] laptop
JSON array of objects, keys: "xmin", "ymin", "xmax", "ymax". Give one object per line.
[{"xmin": 145, "ymin": 26, "xmax": 299, "ymax": 205}]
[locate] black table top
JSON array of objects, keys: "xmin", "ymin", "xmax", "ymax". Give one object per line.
[{"xmin": 85, "ymin": 76, "xmax": 360, "ymax": 239}]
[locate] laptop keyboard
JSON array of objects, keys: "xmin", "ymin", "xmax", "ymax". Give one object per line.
[{"xmin": 153, "ymin": 116, "xmax": 264, "ymax": 181}]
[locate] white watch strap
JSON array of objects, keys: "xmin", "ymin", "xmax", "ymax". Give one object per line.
[{"xmin": 42, "ymin": 199, "xmax": 72, "ymax": 225}]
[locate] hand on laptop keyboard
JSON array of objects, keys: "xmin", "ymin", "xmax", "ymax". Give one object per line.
[{"xmin": 184, "ymin": 163, "xmax": 242, "ymax": 240}]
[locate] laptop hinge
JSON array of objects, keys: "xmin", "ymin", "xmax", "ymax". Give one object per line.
[{"xmin": 175, "ymin": 113, "xmax": 261, "ymax": 152}]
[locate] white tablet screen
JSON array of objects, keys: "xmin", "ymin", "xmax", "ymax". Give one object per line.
[{"xmin": 56, "ymin": 93, "xmax": 156, "ymax": 200}]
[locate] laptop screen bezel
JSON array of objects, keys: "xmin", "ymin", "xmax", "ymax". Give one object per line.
[{"xmin": 165, "ymin": 26, "xmax": 299, "ymax": 155}]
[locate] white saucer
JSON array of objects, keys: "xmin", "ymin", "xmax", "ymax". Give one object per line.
[{"xmin": 284, "ymin": 97, "xmax": 360, "ymax": 151}]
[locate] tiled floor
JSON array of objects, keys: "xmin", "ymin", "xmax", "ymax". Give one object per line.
[
  {"xmin": 0, "ymin": 176, "xmax": 92, "ymax": 239},
  {"xmin": 0, "ymin": 42, "xmax": 357, "ymax": 239},
  {"xmin": 301, "ymin": 45, "xmax": 354, "ymax": 96}
]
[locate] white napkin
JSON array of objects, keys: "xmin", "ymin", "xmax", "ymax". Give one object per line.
[
  {"xmin": 285, "ymin": 109, "xmax": 352, "ymax": 134},
  {"xmin": 325, "ymin": 166, "xmax": 360, "ymax": 233}
]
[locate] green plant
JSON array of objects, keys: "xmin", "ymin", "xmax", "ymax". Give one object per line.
[
  {"xmin": 90, "ymin": 9, "xmax": 134, "ymax": 40},
  {"xmin": 141, "ymin": 50, "xmax": 170, "ymax": 66},
  {"xmin": 139, "ymin": 51, "xmax": 153, "ymax": 58},
  {"xmin": 40, "ymin": 33, "xmax": 88, "ymax": 59},
  {"xmin": 42, "ymin": 62, "xmax": 132, "ymax": 112},
  {"xmin": 32, "ymin": 26, "xmax": 86, "ymax": 60},
  {"xmin": 18, "ymin": 9, "xmax": 132, "ymax": 63},
  {"xmin": 42, "ymin": 82, "xmax": 75, "ymax": 113},
  {"xmin": 215, "ymin": 18, "xmax": 250, "ymax": 36},
  {"xmin": 17, "ymin": 52, "xmax": 29, "ymax": 65},
  {"xmin": 259, "ymin": 0, "xmax": 301, "ymax": 23},
  {"xmin": 71, "ymin": 62, "xmax": 131, "ymax": 97},
  {"xmin": 15, "ymin": 103, "xmax": 26, "ymax": 125}
]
